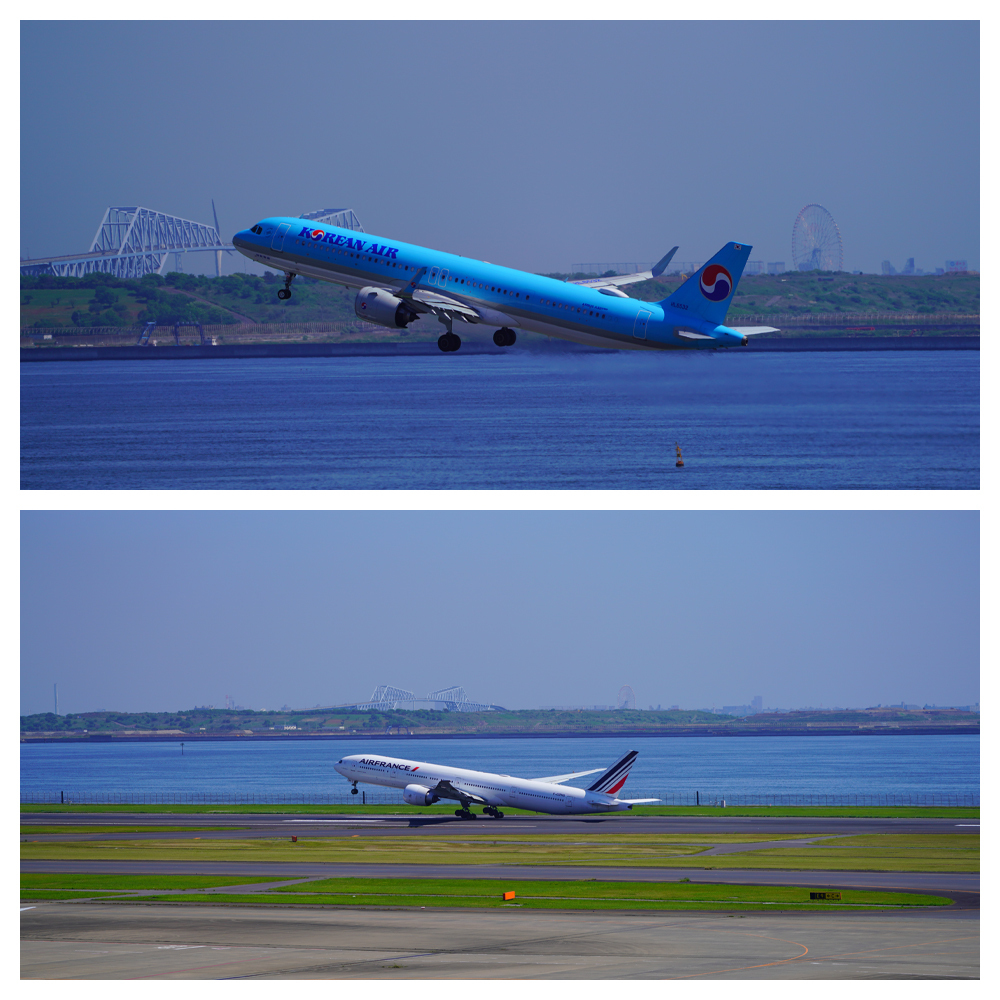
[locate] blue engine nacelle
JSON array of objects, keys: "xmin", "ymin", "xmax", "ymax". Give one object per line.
[{"xmin": 403, "ymin": 783, "xmax": 438, "ymax": 806}]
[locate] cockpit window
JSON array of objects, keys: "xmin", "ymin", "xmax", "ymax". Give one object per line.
[{"xmin": 250, "ymin": 224, "xmax": 264, "ymax": 235}]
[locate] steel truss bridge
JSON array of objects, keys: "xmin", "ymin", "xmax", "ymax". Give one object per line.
[
  {"xmin": 333, "ymin": 683, "xmax": 502, "ymax": 713},
  {"xmin": 20, "ymin": 205, "xmax": 365, "ymax": 279}
]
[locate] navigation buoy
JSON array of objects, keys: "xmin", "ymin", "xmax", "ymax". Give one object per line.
[{"xmin": 675, "ymin": 443, "xmax": 684, "ymax": 468}]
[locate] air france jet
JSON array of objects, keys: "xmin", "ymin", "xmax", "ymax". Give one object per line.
[
  {"xmin": 232, "ymin": 219, "xmax": 777, "ymax": 353},
  {"xmin": 333, "ymin": 749, "xmax": 657, "ymax": 819}
]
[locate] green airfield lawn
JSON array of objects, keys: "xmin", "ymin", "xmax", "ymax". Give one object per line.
[{"xmin": 20, "ymin": 832, "xmax": 977, "ymax": 872}]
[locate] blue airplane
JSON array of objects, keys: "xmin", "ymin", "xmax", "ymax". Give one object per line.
[{"xmin": 232, "ymin": 218, "xmax": 777, "ymax": 353}]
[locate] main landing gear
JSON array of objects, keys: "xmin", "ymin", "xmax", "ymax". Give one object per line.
[
  {"xmin": 438, "ymin": 332, "xmax": 461, "ymax": 352},
  {"xmin": 483, "ymin": 806, "xmax": 505, "ymax": 819},
  {"xmin": 492, "ymin": 328, "xmax": 516, "ymax": 347},
  {"xmin": 351, "ymin": 782, "xmax": 359, "ymax": 795},
  {"xmin": 454, "ymin": 808, "xmax": 477, "ymax": 820},
  {"xmin": 277, "ymin": 272, "xmax": 296, "ymax": 300}
]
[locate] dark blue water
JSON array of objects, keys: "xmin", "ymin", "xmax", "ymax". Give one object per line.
[
  {"xmin": 20, "ymin": 351, "xmax": 978, "ymax": 489},
  {"xmin": 20, "ymin": 736, "xmax": 979, "ymax": 803}
]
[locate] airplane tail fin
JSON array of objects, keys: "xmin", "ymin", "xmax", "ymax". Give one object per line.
[
  {"xmin": 587, "ymin": 750, "xmax": 638, "ymax": 795},
  {"xmin": 658, "ymin": 242, "xmax": 752, "ymax": 325}
]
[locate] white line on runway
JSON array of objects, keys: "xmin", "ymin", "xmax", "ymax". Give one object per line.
[{"xmin": 282, "ymin": 819, "xmax": 407, "ymax": 824}]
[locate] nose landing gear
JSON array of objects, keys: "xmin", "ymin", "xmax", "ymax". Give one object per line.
[
  {"xmin": 351, "ymin": 782, "xmax": 359, "ymax": 795},
  {"xmin": 492, "ymin": 328, "xmax": 516, "ymax": 347},
  {"xmin": 277, "ymin": 272, "xmax": 296, "ymax": 300}
]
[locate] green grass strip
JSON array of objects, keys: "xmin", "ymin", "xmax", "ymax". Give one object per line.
[
  {"xmin": 21, "ymin": 874, "xmax": 289, "ymax": 891},
  {"xmin": 21, "ymin": 826, "xmax": 240, "ymax": 835},
  {"xmin": 20, "ymin": 890, "xmax": 130, "ymax": 900},
  {"xmin": 20, "ymin": 803, "xmax": 980, "ymax": 819},
  {"xmin": 117, "ymin": 875, "xmax": 949, "ymax": 912},
  {"xmin": 21, "ymin": 832, "xmax": 977, "ymax": 872}
]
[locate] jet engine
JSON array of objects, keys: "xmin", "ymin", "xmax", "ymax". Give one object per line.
[
  {"xmin": 403, "ymin": 783, "xmax": 439, "ymax": 806},
  {"xmin": 355, "ymin": 287, "xmax": 419, "ymax": 329}
]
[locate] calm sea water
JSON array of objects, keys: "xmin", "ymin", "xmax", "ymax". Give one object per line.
[
  {"xmin": 20, "ymin": 351, "xmax": 978, "ymax": 489},
  {"xmin": 20, "ymin": 735, "xmax": 979, "ymax": 802}
]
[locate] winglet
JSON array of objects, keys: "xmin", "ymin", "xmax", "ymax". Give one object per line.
[
  {"xmin": 652, "ymin": 247, "xmax": 678, "ymax": 278},
  {"xmin": 398, "ymin": 266, "xmax": 427, "ymax": 298}
]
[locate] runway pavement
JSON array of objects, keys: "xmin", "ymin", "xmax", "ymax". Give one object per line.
[
  {"xmin": 20, "ymin": 812, "xmax": 980, "ymax": 840},
  {"xmin": 21, "ymin": 902, "xmax": 979, "ymax": 979}
]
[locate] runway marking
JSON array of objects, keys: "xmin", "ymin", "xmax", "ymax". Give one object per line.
[
  {"xmin": 282, "ymin": 820, "xmax": 407, "ymax": 824},
  {"xmin": 665, "ymin": 930, "xmax": 810, "ymax": 979},
  {"xmin": 20, "ymin": 907, "xmax": 36, "ymax": 912},
  {"xmin": 785, "ymin": 933, "xmax": 979, "ymax": 967}
]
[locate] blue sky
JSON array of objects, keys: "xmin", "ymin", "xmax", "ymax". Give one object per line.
[
  {"xmin": 20, "ymin": 511, "xmax": 979, "ymax": 716},
  {"xmin": 21, "ymin": 21, "xmax": 979, "ymax": 275}
]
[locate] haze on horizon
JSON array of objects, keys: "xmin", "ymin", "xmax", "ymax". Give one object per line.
[
  {"xmin": 20, "ymin": 511, "xmax": 979, "ymax": 718},
  {"xmin": 20, "ymin": 21, "xmax": 979, "ymax": 276}
]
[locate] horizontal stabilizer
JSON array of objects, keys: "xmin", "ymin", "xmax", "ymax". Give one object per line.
[
  {"xmin": 534, "ymin": 768, "xmax": 604, "ymax": 785},
  {"xmin": 730, "ymin": 326, "xmax": 779, "ymax": 335},
  {"xmin": 615, "ymin": 798, "xmax": 660, "ymax": 805}
]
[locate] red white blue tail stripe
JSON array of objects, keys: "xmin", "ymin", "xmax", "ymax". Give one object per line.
[{"xmin": 587, "ymin": 750, "xmax": 638, "ymax": 795}]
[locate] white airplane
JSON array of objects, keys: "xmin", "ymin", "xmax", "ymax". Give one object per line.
[{"xmin": 334, "ymin": 749, "xmax": 658, "ymax": 819}]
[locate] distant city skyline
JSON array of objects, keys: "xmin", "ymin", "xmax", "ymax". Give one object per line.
[{"xmin": 21, "ymin": 21, "xmax": 979, "ymax": 275}]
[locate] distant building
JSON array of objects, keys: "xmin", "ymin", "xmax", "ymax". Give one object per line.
[
  {"xmin": 902, "ymin": 257, "xmax": 915, "ymax": 275},
  {"xmin": 751, "ymin": 695, "xmax": 763, "ymax": 712},
  {"xmin": 881, "ymin": 260, "xmax": 896, "ymax": 275},
  {"xmin": 767, "ymin": 262, "xmax": 785, "ymax": 275},
  {"xmin": 945, "ymin": 259, "xmax": 968, "ymax": 274},
  {"xmin": 744, "ymin": 261, "xmax": 764, "ymax": 276}
]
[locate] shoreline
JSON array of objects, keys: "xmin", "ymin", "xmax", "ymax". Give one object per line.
[
  {"xmin": 20, "ymin": 334, "xmax": 980, "ymax": 362},
  {"xmin": 21, "ymin": 725, "xmax": 979, "ymax": 743}
]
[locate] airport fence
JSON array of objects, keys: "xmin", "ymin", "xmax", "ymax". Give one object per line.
[{"xmin": 21, "ymin": 791, "xmax": 979, "ymax": 807}]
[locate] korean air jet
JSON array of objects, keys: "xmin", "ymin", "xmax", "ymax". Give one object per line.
[
  {"xmin": 233, "ymin": 218, "xmax": 777, "ymax": 353},
  {"xmin": 333, "ymin": 749, "xmax": 657, "ymax": 819}
]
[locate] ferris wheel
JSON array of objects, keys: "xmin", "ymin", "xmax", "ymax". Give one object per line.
[
  {"xmin": 617, "ymin": 685, "xmax": 636, "ymax": 710},
  {"xmin": 792, "ymin": 204, "xmax": 843, "ymax": 272}
]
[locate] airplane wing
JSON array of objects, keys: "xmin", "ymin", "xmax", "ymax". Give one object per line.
[
  {"xmin": 430, "ymin": 779, "xmax": 488, "ymax": 806},
  {"xmin": 411, "ymin": 289, "xmax": 481, "ymax": 323},
  {"xmin": 394, "ymin": 267, "xmax": 481, "ymax": 324},
  {"xmin": 729, "ymin": 326, "xmax": 780, "ymax": 335},
  {"xmin": 533, "ymin": 768, "xmax": 604, "ymax": 785},
  {"xmin": 569, "ymin": 247, "xmax": 678, "ymax": 294}
]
